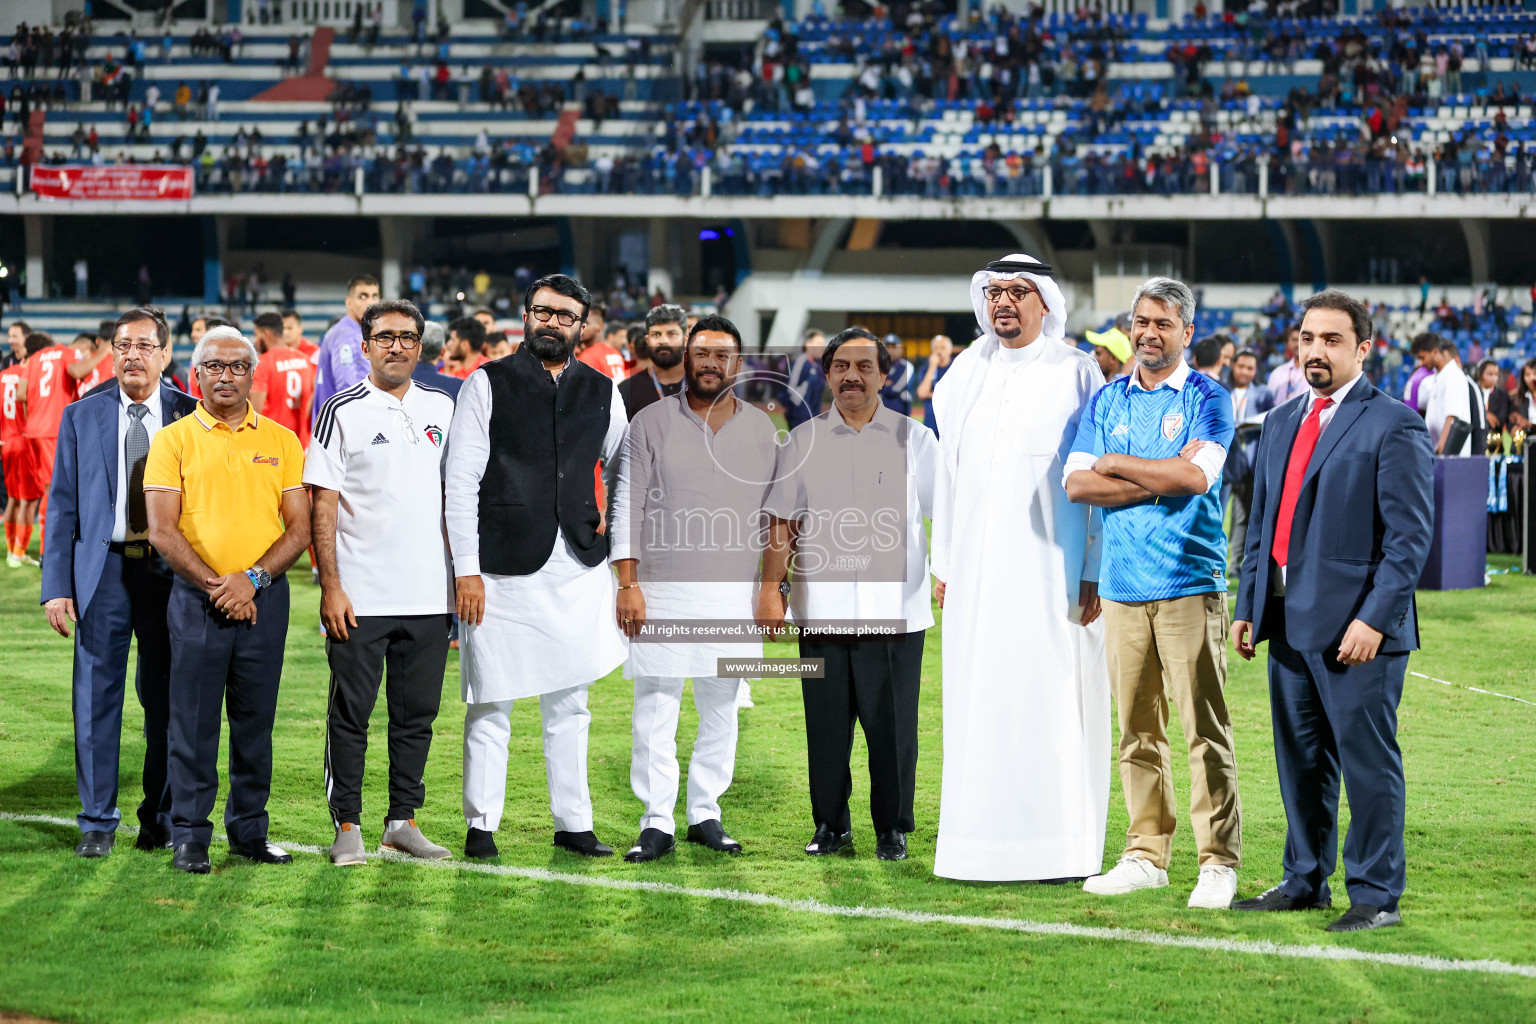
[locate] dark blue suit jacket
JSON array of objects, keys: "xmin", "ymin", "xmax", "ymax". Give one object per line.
[
  {"xmin": 1235, "ymin": 379, "xmax": 1434, "ymax": 654},
  {"xmin": 412, "ymin": 362, "xmax": 462, "ymax": 402},
  {"xmin": 40, "ymin": 382, "xmax": 199, "ymax": 615}
]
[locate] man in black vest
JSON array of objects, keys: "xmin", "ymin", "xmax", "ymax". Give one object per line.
[{"xmin": 445, "ymin": 273, "xmax": 629, "ymax": 861}]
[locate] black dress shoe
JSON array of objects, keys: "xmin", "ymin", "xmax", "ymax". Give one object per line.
[
  {"xmin": 465, "ymin": 827, "xmax": 500, "ymax": 860},
  {"xmin": 804, "ymin": 824, "xmax": 854, "ymax": 856},
  {"xmin": 134, "ymin": 823, "xmax": 173, "ymax": 851},
  {"xmin": 554, "ymin": 830, "xmax": 614, "ymax": 857},
  {"xmin": 1231, "ymin": 885, "xmax": 1332, "ymax": 912},
  {"xmin": 229, "ymin": 837, "xmax": 294, "ymax": 865},
  {"xmin": 172, "ymin": 842, "xmax": 211, "ymax": 874},
  {"xmin": 623, "ymin": 828, "xmax": 676, "ymax": 863},
  {"xmin": 686, "ymin": 819, "xmax": 743, "ymax": 854},
  {"xmin": 875, "ymin": 830, "xmax": 907, "ymax": 861},
  {"xmin": 75, "ymin": 830, "xmax": 114, "ymax": 858},
  {"xmin": 1327, "ymin": 904, "xmax": 1402, "ymax": 932}
]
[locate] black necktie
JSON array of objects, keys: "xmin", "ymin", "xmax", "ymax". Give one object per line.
[{"xmin": 126, "ymin": 403, "xmax": 150, "ymax": 535}]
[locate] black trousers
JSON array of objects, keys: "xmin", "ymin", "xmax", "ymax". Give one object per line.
[
  {"xmin": 71, "ymin": 548, "xmax": 173, "ymax": 833},
  {"xmin": 324, "ymin": 614, "xmax": 450, "ymax": 826},
  {"xmin": 799, "ymin": 631, "xmax": 924, "ymax": 835},
  {"xmin": 167, "ymin": 574, "xmax": 289, "ymax": 848}
]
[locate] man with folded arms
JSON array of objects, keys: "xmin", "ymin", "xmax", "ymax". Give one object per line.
[
  {"xmin": 145, "ymin": 326, "xmax": 310, "ymax": 874},
  {"xmin": 307, "ymin": 299, "xmax": 457, "ymax": 866},
  {"xmin": 609, "ymin": 314, "xmax": 777, "ymax": 862}
]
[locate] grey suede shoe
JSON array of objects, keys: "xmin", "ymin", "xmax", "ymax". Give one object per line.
[
  {"xmin": 381, "ymin": 819, "xmax": 452, "ymax": 860},
  {"xmin": 331, "ymin": 822, "xmax": 366, "ymax": 866}
]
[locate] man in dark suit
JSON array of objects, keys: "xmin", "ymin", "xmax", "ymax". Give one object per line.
[
  {"xmin": 40, "ymin": 307, "xmax": 198, "ymax": 858},
  {"xmin": 412, "ymin": 321, "xmax": 462, "ymax": 402},
  {"xmin": 1224, "ymin": 348, "xmax": 1277, "ymax": 574},
  {"xmin": 1230, "ymin": 290, "xmax": 1434, "ymax": 932}
]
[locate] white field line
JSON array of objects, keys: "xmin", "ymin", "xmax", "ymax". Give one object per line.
[
  {"xmin": 1409, "ymin": 671, "xmax": 1536, "ymax": 707},
  {"xmin": 4, "ymin": 811, "xmax": 1535, "ymax": 981}
]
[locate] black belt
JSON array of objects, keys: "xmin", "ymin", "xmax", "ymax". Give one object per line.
[{"xmin": 108, "ymin": 541, "xmax": 154, "ymax": 558}]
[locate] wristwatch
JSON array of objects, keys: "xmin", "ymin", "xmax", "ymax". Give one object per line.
[
  {"xmin": 245, "ymin": 565, "xmax": 272, "ymax": 590},
  {"xmin": 778, "ymin": 580, "xmax": 791, "ymax": 599}
]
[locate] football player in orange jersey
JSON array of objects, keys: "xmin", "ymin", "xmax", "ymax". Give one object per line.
[
  {"xmin": 1, "ymin": 334, "xmax": 48, "ymax": 565},
  {"xmin": 249, "ymin": 311, "xmax": 316, "ymax": 448},
  {"xmin": 574, "ymin": 304, "xmax": 627, "ymax": 382},
  {"xmin": 282, "ymin": 308, "xmax": 318, "ymax": 360},
  {"xmin": 68, "ymin": 321, "xmax": 116, "ymax": 396},
  {"xmin": 23, "ymin": 330, "xmax": 80, "ymax": 560},
  {"xmin": 444, "ymin": 317, "xmax": 488, "ymax": 378}
]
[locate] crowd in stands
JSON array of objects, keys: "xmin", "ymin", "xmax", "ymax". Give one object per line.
[{"xmin": 6, "ymin": 5, "xmax": 1536, "ymax": 198}]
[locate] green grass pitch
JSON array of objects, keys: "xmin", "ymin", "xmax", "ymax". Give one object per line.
[{"xmin": 0, "ymin": 549, "xmax": 1532, "ymax": 1023}]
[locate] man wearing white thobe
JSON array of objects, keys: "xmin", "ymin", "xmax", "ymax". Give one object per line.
[
  {"xmin": 609, "ymin": 314, "xmax": 777, "ymax": 862},
  {"xmin": 929, "ymin": 254, "xmax": 1112, "ymax": 882},
  {"xmin": 446, "ymin": 274, "xmax": 628, "ymax": 860}
]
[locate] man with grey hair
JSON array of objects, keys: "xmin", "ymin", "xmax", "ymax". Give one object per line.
[
  {"xmin": 928, "ymin": 254, "xmax": 1110, "ymax": 882},
  {"xmin": 411, "ymin": 321, "xmax": 462, "ymax": 402},
  {"xmin": 1065, "ymin": 275, "xmax": 1242, "ymax": 909},
  {"xmin": 144, "ymin": 324, "xmax": 311, "ymax": 874}
]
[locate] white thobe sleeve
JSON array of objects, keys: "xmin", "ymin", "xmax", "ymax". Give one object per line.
[
  {"xmin": 607, "ymin": 402, "xmax": 648, "ymax": 564},
  {"xmin": 929, "ymin": 452, "xmax": 953, "ymax": 583},
  {"xmin": 1075, "ymin": 358, "xmax": 1107, "ymax": 585},
  {"xmin": 444, "ymin": 369, "xmax": 491, "ymax": 578}
]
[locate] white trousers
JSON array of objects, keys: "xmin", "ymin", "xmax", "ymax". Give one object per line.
[
  {"xmin": 463, "ymin": 684, "xmax": 592, "ymax": 833},
  {"xmin": 630, "ymin": 675, "xmax": 740, "ymax": 835}
]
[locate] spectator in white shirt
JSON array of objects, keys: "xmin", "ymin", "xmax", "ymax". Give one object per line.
[{"xmin": 1423, "ymin": 335, "xmax": 1481, "ymax": 456}]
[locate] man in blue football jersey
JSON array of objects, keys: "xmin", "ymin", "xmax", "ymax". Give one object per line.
[{"xmin": 1063, "ymin": 276, "xmax": 1243, "ymax": 911}]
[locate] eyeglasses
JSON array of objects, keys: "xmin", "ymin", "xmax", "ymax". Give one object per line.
[
  {"xmin": 199, "ymin": 360, "xmax": 252, "ymax": 377},
  {"xmin": 369, "ymin": 332, "xmax": 421, "ymax": 350},
  {"xmin": 112, "ymin": 342, "xmax": 162, "ymax": 357},
  {"xmin": 985, "ymin": 284, "xmax": 1038, "ymax": 304},
  {"xmin": 527, "ymin": 304, "xmax": 582, "ymax": 328}
]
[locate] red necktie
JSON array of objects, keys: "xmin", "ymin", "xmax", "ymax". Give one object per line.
[{"xmin": 1271, "ymin": 396, "xmax": 1333, "ymax": 570}]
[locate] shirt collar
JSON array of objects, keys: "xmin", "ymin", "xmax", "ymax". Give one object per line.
[
  {"xmin": 119, "ymin": 386, "xmax": 162, "ymax": 420},
  {"xmin": 674, "ymin": 388, "xmax": 739, "ymax": 428},
  {"xmin": 192, "ymin": 400, "xmax": 258, "ymax": 432},
  {"xmin": 829, "ymin": 400, "xmax": 895, "ymax": 435},
  {"xmin": 1312, "ymin": 368, "xmax": 1367, "ymax": 406},
  {"xmin": 1126, "ymin": 356, "xmax": 1191, "ymax": 394}
]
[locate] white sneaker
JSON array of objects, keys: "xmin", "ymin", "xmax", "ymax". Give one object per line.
[
  {"xmin": 736, "ymin": 680, "xmax": 754, "ymax": 709},
  {"xmin": 5, "ymin": 553, "xmax": 20, "ymax": 568},
  {"xmin": 1187, "ymin": 864, "xmax": 1238, "ymax": 909},
  {"xmin": 1083, "ymin": 854, "xmax": 1169, "ymax": 895},
  {"xmin": 21, "ymin": 554, "xmax": 39, "ymax": 567}
]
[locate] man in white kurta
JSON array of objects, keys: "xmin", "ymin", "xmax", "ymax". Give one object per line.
[
  {"xmin": 444, "ymin": 276, "xmax": 628, "ymax": 860},
  {"xmin": 608, "ymin": 316, "xmax": 778, "ymax": 862},
  {"xmin": 929, "ymin": 254, "xmax": 1112, "ymax": 882}
]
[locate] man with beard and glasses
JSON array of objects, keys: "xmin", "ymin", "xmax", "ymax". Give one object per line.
[
  {"xmin": 445, "ymin": 273, "xmax": 628, "ymax": 861},
  {"xmin": 307, "ymin": 299, "xmax": 456, "ymax": 866},
  {"xmin": 1066, "ymin": 276, "xmax": 1241, "ymax": 910},
  {"xmin": 617, "ymin": 304, "xmax": 688, "ymax": 421},
  {"xmin": 927, "ymin": 255, "xmax": 1110, "ymax": 883},
  {"xmin": 759, "ymin": 328, "xmax": 940, "ymax": 862},
  {"xmin": 41, "ymin": 307, "xmax": 196, "ymax": 858},
  {"xmin": 609, "ymin": 314, "xmax": 777, "ymax": 862}
]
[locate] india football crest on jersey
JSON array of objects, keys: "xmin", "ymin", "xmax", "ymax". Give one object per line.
[{"xmin": 1161, "ymin": 412, "xmax": 1184, "ymax": 441}]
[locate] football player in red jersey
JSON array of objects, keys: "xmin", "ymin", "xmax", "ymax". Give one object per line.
[
  {"xmin": 574, "ymin": 304, "xmax": 626, "ymax": 382},
  {"xmin": 250, "ymin": 312, "xmax": 316, "ymax": 447},
  {"xmin": 67, "ymin": 322, "xmax": 116, "ymax": 395},
  {"xmin": 1, "ymin": 334, "xmax": 47, "ymax": 565},
  {"xmin": 22, "ymin": 330, "xmax": 80, "ymax": 559},
  {"xmin": 282, "ymin": 308, "xmax": 318, "ymax": 360}
]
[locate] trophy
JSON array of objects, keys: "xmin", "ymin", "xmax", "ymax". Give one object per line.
[
  {"xmin": 1488, "ymin": 430, "xmax": 1504, "ymax": 456},
  {"xmin": 1513, "ymin": 427, "xmax": 1526, "ymax": 456}
]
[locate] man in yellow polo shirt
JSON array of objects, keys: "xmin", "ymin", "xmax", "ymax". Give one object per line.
[{"xmin": 145, "ymin": 326, "xmax": 311, "ymax": 875}]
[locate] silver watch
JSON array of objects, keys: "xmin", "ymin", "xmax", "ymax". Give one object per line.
[{"xmin": 247, "ymin": 565, "xmax": 272, "ymax": 590}]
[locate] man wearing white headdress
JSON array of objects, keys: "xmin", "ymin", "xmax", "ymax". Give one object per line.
[{"xmin": 929, "ymin": 254, "xmax": 1111, "ymax": 882}]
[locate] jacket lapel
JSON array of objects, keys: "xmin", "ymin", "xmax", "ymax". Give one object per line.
[
  {"xmin": 97, "ymin": 386, "xmax": 120, "ymax": 496},
  {"xmin": 160, "ymin": 383, "xmax": 188, "ymax": 424},
  {"xmin": 1301, "ymin": 381, "xmax": 1371, "ymax": 487},
  {"xmin": 1266, "ymin": 396, "xmax": 1306, "ymax": 497}
]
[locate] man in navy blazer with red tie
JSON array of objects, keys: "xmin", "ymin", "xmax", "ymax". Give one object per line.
[{"xmin": 1230, "ymin": 290, "xmax": 1433, "ymax": 933}]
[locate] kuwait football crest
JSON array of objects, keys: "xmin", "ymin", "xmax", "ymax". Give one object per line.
[
  {"xmin": 425, "ymin": 424, "xmax": 444, "ymax": 447},
  {"xmin": 1161, "ymin": 412, "xmax": 1184, "ymax": 441}
]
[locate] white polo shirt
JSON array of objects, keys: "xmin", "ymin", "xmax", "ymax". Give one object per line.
[
  {"xmin": 1424, "ymin": 360, "xmax": 1476, "ymax": 455},
  {"xmin": 303, "ymin": 376, "xmax": 456, "ymax": 617}
]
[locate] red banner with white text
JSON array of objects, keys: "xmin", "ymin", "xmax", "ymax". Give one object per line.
[{"xmin": 30, "ymin": 165, "xmax": 195, "ymax": 201}]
